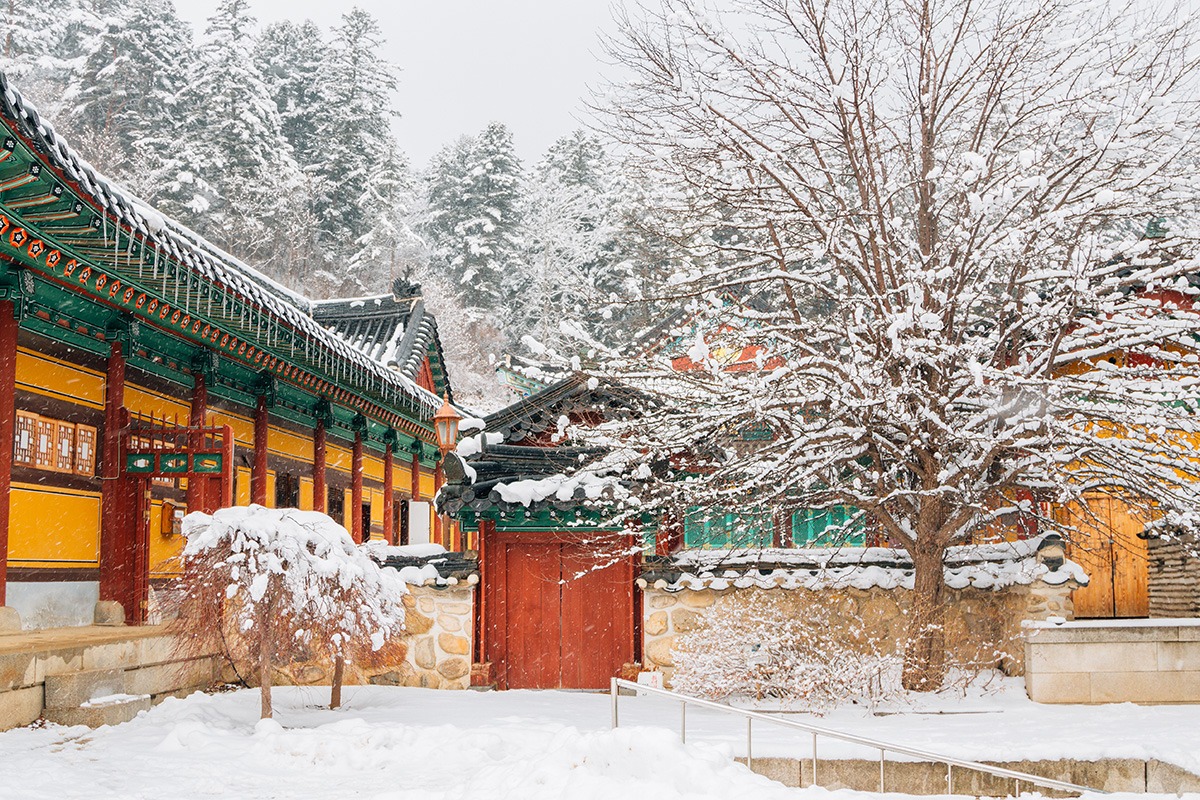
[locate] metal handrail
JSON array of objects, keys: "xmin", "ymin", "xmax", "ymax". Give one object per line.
[{"xmin": 610, "ymin": 678, "xmax": 1105, "ymax": 796}]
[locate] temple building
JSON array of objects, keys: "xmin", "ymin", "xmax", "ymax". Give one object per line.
[{"xmin": 0, "ymin": 74, "xmax": 455, "ymax": 629}]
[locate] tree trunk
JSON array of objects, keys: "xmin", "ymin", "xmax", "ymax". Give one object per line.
[
  {"xmin": 902, "ymin": 542, "xmax": 948, "ymax": 691},
  {"xmin": 330, "ymin": 654, "xmax": 345, "ymax": 710},
  {"xmin": 259, "ymin": 589, "xmax": 276, "ymax": 720}
]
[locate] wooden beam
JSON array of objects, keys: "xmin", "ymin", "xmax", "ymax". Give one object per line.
[
  {"xmin": 99, "ymin": 339, "xmax": 128, "ymax": 614},
  {"xmin": 351, "ymin": 431, "xmax": 363, "ymax": 543},
  {"xmin": 0, "ymin": 301, "xmax": 16, "ymax": 606},
  {"xmin": 383, "ymin": 442, "xmax": 394, "ymax": 544},
  {"xmin": 186, "ymin": 370, "xmax": 207, "ymax": 513},
  {"xmin": 313, "ymin": 419, "xmax": 327, "ymax": 514},
  {"xmin": 252, "ymin": 394, "xmax": 268, "ymax": 506}
]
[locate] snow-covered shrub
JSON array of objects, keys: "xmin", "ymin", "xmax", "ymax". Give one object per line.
[
  {"xmin": 672, "ymin": 592, "xmax": 902, "ymax": 713},
  {"xmin": 176, "ymin": 505, "xmax": 406, "ymax": 718}
]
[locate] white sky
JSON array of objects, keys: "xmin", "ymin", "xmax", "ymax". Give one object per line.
[{"xmin": 176, "ymin": 0, "xmax": 621, "ymax": 169}]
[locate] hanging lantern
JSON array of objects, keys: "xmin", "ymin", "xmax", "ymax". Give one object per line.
[{"xmin": 433, "ymin": 394, "xmax": 462, "ymax": 455}]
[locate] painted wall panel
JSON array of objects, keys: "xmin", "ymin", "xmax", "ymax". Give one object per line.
[
  {"xmin": 208, "ymin": 410, "xmax": 255, "ymax": 447},
  {"xmin": 149, "ymin": 498, "xmax": 184, "ymax": 578},
  {"xmin": 236, "ymin": 467, "xmax": 251, "ymax": 506},
  {"xmin": 420, "ymin": 472, "xmax": 435, "ymax": 499},
  {"xmin": 8, "ymin": 484, "xmax": 101, "ymax": 564},
  {"xmin": 299, "ymin": 477, "xmax": 314, "ymax": 511},
  {"xmin": 327, "ymin": 444, "xmax": 352, "ymax": 472},
  {"xmin": 125, "ymin": 385, "xmax": 189, "ymax": 420},
  {"xmin": 269, "ymin": 427, "xmax": 314, "ymax": 463},
  {"xmin": 15, "ymin": 349, "xmax": 104, "ymax": 408}
]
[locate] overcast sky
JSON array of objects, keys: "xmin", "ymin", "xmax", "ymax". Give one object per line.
[{"xmin": 177, "ymin": 0, "xmax": 620, "ymax": 168}]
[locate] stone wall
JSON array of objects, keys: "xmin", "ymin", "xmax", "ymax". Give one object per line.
[
  {"xmin": 1025, "ymin": 619, "xmax": 1200, "ymax": 704},
  {"xmin": 273, "ymin": 584, "xmax": 475, "ymax": 691},
  {"xmin": 1147, "ymin": 534, "xmax": 1200, "ymax": 618},
  {"xmin": 642, "ymin": 580, "xmax": 1074, "ymax": 685}
]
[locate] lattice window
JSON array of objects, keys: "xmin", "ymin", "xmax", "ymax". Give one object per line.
[
  {"xmin": 55, "ymin": 422, "xmax": 75, "ymax": 471},
  {"xmin": 14, "ymin": 412, "xmax": 36, "ymax": 465},
  {"xmin": 74, "ymin": 424, "xmax": 96, "ymax": 476},
  {"xmin": 34, "ymin": 418, "xmax": 55, "ymax": 469}
]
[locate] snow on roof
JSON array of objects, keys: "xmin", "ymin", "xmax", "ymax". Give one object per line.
[{"xmin": 0, "ymin": 74, "xmax": 442, "ymax": 419}]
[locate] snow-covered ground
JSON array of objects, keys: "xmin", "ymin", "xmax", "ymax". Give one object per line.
[{"xmin": 2, "ymin": 680, "xmax": 1198, "ymax": 799}]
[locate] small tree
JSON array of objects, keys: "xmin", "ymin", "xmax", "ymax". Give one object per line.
[{"xmin": 178, "ymin": 505, "xmax": 405, "ymax": 719}]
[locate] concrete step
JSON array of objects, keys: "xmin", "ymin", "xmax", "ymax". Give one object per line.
[
  {"xmin": 44, "ymin": 667, "xmax": 125, "ymax": 710},
  {"xmin": 45, "ymin": 693, "xmax": 151, "ymax": 728}
]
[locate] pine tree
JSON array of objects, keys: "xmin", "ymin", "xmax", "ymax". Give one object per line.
[
  {"xmin": 255, "ymin": 20, "xmax": 327, "ymax": 171},
  {"xmin": 172, "ymin": 0, "xmax": 305, "ymax": 269},
  {"xmin": 64, "ymin": 0, "xmax": 194, "ymax": 178},
  {"xmin": 315, "ymin": 10, "xmax": 399, "ymax": 245},
  {"xmin": 425, "ymin": 123, "xmax": 523, "ymax": 315}
]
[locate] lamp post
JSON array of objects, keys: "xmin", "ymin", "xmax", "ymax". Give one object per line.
[
  {"xmin": 433, "ymin": 394, "xmax": 462, "ymax": 456},
  {"xmin": 432, "ymin": 395, "xmax": 463, "ymax": 548}
]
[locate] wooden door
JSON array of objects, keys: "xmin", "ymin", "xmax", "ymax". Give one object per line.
[
  {"xmin": 484, "ymin": 530, "xmax": 636, "ymax": 690},
  {"xmin": 1062, "ymin": 496, "xmax": 1149, "ymax": 618}
]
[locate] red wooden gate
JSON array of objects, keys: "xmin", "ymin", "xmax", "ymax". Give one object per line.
[
  {"xmin": 482, "ymin": 528, "xmax": 636, "ymax": 690},
  {"xmin": 110, "ymin": 414, "xmax": 233, "ymax": 623}
]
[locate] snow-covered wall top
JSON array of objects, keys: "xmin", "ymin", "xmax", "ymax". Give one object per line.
[{"xmin": 646, "ymin": 534, "xmax": 1088, "ymax": 592}]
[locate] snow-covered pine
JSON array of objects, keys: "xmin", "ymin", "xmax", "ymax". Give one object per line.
[
  {"xmin": 62, "ymin": 0, "xmax": 195, "ymax": 181},
  {"xmin": 172, "ymin": 0, "xmax": 306, "ymax": 273},
  {"xmin": 590, "ymin": 0, "xmax": 1200, "ymax": 691},
  {"xmin": 255, "ymin": 20, "xmax": 328, "ymax": 173},
  {"xmin": 178, "ymin": 505, "xmax": 406, "ymax": 719}
]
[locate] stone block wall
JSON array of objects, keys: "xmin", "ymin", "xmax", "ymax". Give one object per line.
[
  {"xmin": 642, "ymin": 580, "xmax": 1073, "ymax": 685},
  {"xmin": 273, "ymin": 584, "xmax": 475, "ymax": 691},
  {"xmin": 1147, "ymin": 534, "xmax": 1200, "ymax": 618},
  {"xmin": 1025, "ymin": 619, "xmax": 1200, "ymax": 703}
]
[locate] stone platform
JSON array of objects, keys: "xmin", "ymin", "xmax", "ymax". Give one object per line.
[
  {"xmin": 0, "ymin": 624, "xmax": 219, "ymax": 730},
  {"xmin": 1024, "ymin": 618, "xmax": 1200, "ymax": 704}
]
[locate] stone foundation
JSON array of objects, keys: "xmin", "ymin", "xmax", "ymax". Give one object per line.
[
  {"xmin": 1025, "ymin": 619, "xmax": 1200, "ymax": 704},
  {"xmin": 270, "ymin": 584, "xmax": 475, "ymax": 691},
  {"xmin": 643, "ymin": 580, "xmax": 1073, "ymax": 685}
]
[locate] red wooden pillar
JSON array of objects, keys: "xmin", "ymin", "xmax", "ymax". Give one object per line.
[
  {"xmin": 220, "ymin": 425, "xmax": 234, "ymax": 509},
  {"xmin": 434, "ymin": 460, "xmax": 446, "ymax": 548},
  {"xmin": 99, "ymin": 339, "xmax": 127, "ymax": 609},
  {"xmin": 0, "ymin": 301, "xmax": 16, "ymax": 606},
  {"xmin": 383, "ymin": 442, "xmax": 394, "ymax": 544},
  {"xmin": 186, "ymin": 371, "xmax": 207, "ymax": 513},
  {"xmin": 351, "ymin": 431, "xmax": 364, "ymax": 543},
  {"xmin": 411, "ymin": 450, "xmax": 421, "ymax": 501},
  {"xmin": 313, "ymin": 419, "xmax": 327, "ymax": 514},
  {"xmin": 251, "ymin": 394, "xmax": 268, "ymax": 506}
]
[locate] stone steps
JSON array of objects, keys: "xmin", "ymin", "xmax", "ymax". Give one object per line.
[
  {"xmin": 738, "ymin": 756, "xmax": 1200, "ymax": 796},
  {"xmin": 43, "ymin": 667, "xmax": 152, "ymax": 728}
]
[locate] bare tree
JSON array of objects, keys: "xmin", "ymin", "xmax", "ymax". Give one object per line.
[{"xmin": 590, "ymin": 0, "xmax": 1200, "ymax": 689}]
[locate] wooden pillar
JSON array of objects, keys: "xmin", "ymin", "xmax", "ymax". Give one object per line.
[
  {"xmin": 252, "ymin": 394, "xmax": 268, "ymax": 506},
  {"xmin": 411, "ymin": 450, "xmax": 421, "ymax": 500},
  {"xmin": 186, "ymin": 371, "xmax": 207, "ymax": 513},
  {"xmin": 313, "ymin": 419, "xmax": 327, "ymax": 514},
  {"xmin": 383, "ymin": 442, "xmax": 394, "ymax": 545},
  {"xmin": 434, "ymin": 460, "xmax": 446, "ymax": 548},
  {"xmin": 0, "ymin": 301, "xmax": 16, "ymax": 606},
  {"xmin": 351, "ymin": 431, "xmax": 363, "ymax": 543},
  {"xmin": 99, "ymin": 339, "xmax": 127, "ymax": 608}
]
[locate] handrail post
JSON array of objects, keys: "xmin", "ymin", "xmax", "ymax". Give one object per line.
[
  {"xmin": 746, "ymin": 717, "xmax": 752, "ymax": 771},
  {"xmin": 681, "ymin": 700, "xmax": 687, "ymax": 744},
  {"xmin": 947, "ymin": 763, "xmax": 952, "ymax": 795},
  {"xmin": 812, "ymin": 732, "xmax": 818, "ymax": 787},
  {"xmin": 610, "ymin": 677, "xmax": 618, "ymax": 729}
]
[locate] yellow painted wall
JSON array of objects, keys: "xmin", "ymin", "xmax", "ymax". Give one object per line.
[
  {"xmin": 265, "ymin": 472, "xmax": 276, "ymax": 507},
  {"xmin": 8, "ymin": 484, "xmax": 101, "ymax": 565},
  {"xmin": 125, "ymin": 385, "xmax": 189, "ymax": 420},
  {"xmin": 208, "ymin": 409, "xmax": 255, "ymax": 447},
  {"xmin": 236, "ymin": 467, "xmax": 251, "ymax": 506},
  {"xmin": 149, "ymin": 499, "xmax": 185, "ymax": 578},
  {"xmin": 299, "ymin": 477, "xmax": 314, "ymax": 511},
  {"xmin": 363, "ymin": 453, "xmax": 384, "ymax": 483},
  {"xmin": 269, "ymin": 427, "xmax": 314, "ymax": 463},
  {"xmin": 327, "ymin": 444, "xmax": 352, "ymax": 472},
  {"xmin": 15, "ymin": 349, "xmax": 104, "ymax": 408},
  {"xmin": 370, "ymin": 490, "xmax": 383, "ymax": 526},
  {"xmin": 343, "ymin": 489, "xmax": 352, "ymax": 529},
  {"xmin": 420, "ymin": 472, "xmax": 435, "ymax": 499}
]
